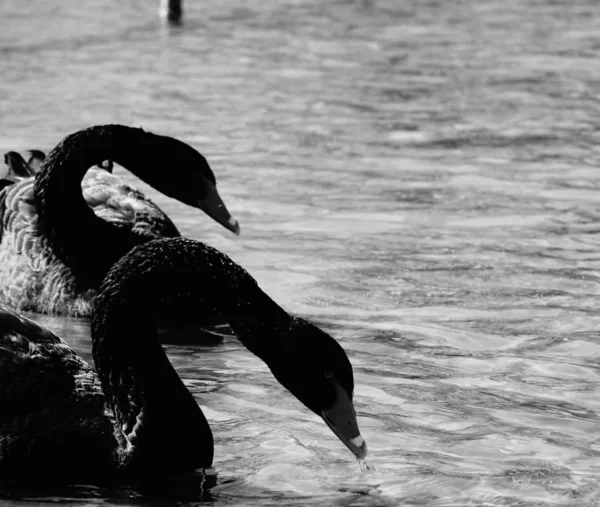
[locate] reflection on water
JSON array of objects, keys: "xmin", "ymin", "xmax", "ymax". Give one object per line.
[{"xmin": 2, "ymin": 0, "xmax": 600, "ymax": 505}]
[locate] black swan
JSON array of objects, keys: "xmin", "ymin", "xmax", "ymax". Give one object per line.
[
  {"xmin": 0, "ymin": 125, "xmax": 240, "ymax": 317},
  {"xmin": 0, "ymin": 237, "xmax": 366, "ymax": 483}
]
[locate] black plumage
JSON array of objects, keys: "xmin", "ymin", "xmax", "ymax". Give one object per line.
[
  {"xmin": 0, "ymin": 238, "xmax": 365, "ymax": 484},
  {"xmin": 0, "ymin": 125, "xmax": 239, "ymax": 317}
]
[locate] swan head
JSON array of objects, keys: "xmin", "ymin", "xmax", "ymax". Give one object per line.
[
  {"xmin": 134, "ymin": 134, "xmax": 240, "ymax": 236},
  {"xmin": 267, "ymin": 318, "xmax": 367, "ymax": 460},
  {"xmin": 194, "ymin": 179, "xmax": 241, "ymax": 236}
]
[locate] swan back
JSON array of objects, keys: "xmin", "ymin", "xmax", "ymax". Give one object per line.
[
  {"xmin": 0, "ymin": 149, "xmax": 180, "ymax": 316},
  {"xmin": 0, "ymin": 307, "xmax": 115, "ymax": 479}
]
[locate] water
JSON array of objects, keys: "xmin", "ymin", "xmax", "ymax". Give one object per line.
[{"xmin": 1, "ymin": 0, "xmax": 600, "ymax": 505}]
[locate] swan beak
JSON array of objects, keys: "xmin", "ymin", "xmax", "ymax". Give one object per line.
[
  {"xmin": 321, "ymin": 381, "xmax": 367, "ymax": 460},
  {"xmin": 198, "ymin": 182, "xmax": 241, "ymax": 235}
]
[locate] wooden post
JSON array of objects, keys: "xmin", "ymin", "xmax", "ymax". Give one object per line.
[{"xmin": 159, "ymin": 0, "xmax": 182, "ymax": 24}]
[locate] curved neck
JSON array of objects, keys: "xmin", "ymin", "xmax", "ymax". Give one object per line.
[
  {"xmin": 91, "ymin": 240, "xmax": 291, "ymax": 472},
  {"xmin": 92, "ymin": 291, "xmax": 214, "ymax": 473},
  {"xmin": 33, "ymin": 125, "xmax": 164, "ymax": 284}
]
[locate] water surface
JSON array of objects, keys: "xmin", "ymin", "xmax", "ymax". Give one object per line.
[{"xmin": 1, "ymin": 0, "xmax": 600, "ymax": 505}]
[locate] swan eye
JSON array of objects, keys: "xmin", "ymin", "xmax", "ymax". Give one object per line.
[{"xmin": 324, "ymin": 371, "xmax": 333, "ymax": 380}]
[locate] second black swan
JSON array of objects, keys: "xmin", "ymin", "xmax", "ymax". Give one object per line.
[
  {"xmin": 0, "ymin": 125, "xmax": 240, "ymax": 317},
  {"xmin": 0, "ymin": 237, "xmax": 366, "ymax": 483}
]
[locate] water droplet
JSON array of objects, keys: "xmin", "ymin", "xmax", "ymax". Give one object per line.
[{"xmin": 358, "ymin": 458, "xmax": 375, "ymax": 473}]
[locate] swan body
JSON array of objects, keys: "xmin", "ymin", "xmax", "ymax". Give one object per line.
[
  {"xmin": 0, "ymin": 125, "xmax": 240, "ymax": 317},
  {"xmin": 0, "ymin": 151, "xmax": 133, "ymax": 316},
  {"xmin": 0, "ymin": 237, "xmax": 366, "ymax": 483},
  {"xmin": 0, "ymin": 308, "xmax": 115, "ymax": 480},
  {"xmin": 0, "ymin": 166, "xmax": 177, "ymax": 317}
]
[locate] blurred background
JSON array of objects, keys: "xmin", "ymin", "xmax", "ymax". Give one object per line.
[{"xmin": 1, "ymin": 0, "xmax": 600, "ymax": 506}]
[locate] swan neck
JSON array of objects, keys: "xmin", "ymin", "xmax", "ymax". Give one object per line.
[
  {"xmin": 90, "ymin": 238, "xmax": 296, "ymax": 471},
  {"xmin": 227, "ymin": 315, "xmax": 293, "ymax": 362},
  {"xmin": 33, "ymin": 125, "xmax": 154, "ymax": 282},
  {"xmin": 91, "ymin": 281, "xmax": 213, "ymax": 472}
]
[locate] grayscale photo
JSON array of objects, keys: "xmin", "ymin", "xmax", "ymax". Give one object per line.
[{"xmin": 0, "ymin": 0, "xmax": 598, "ymax": 505}]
